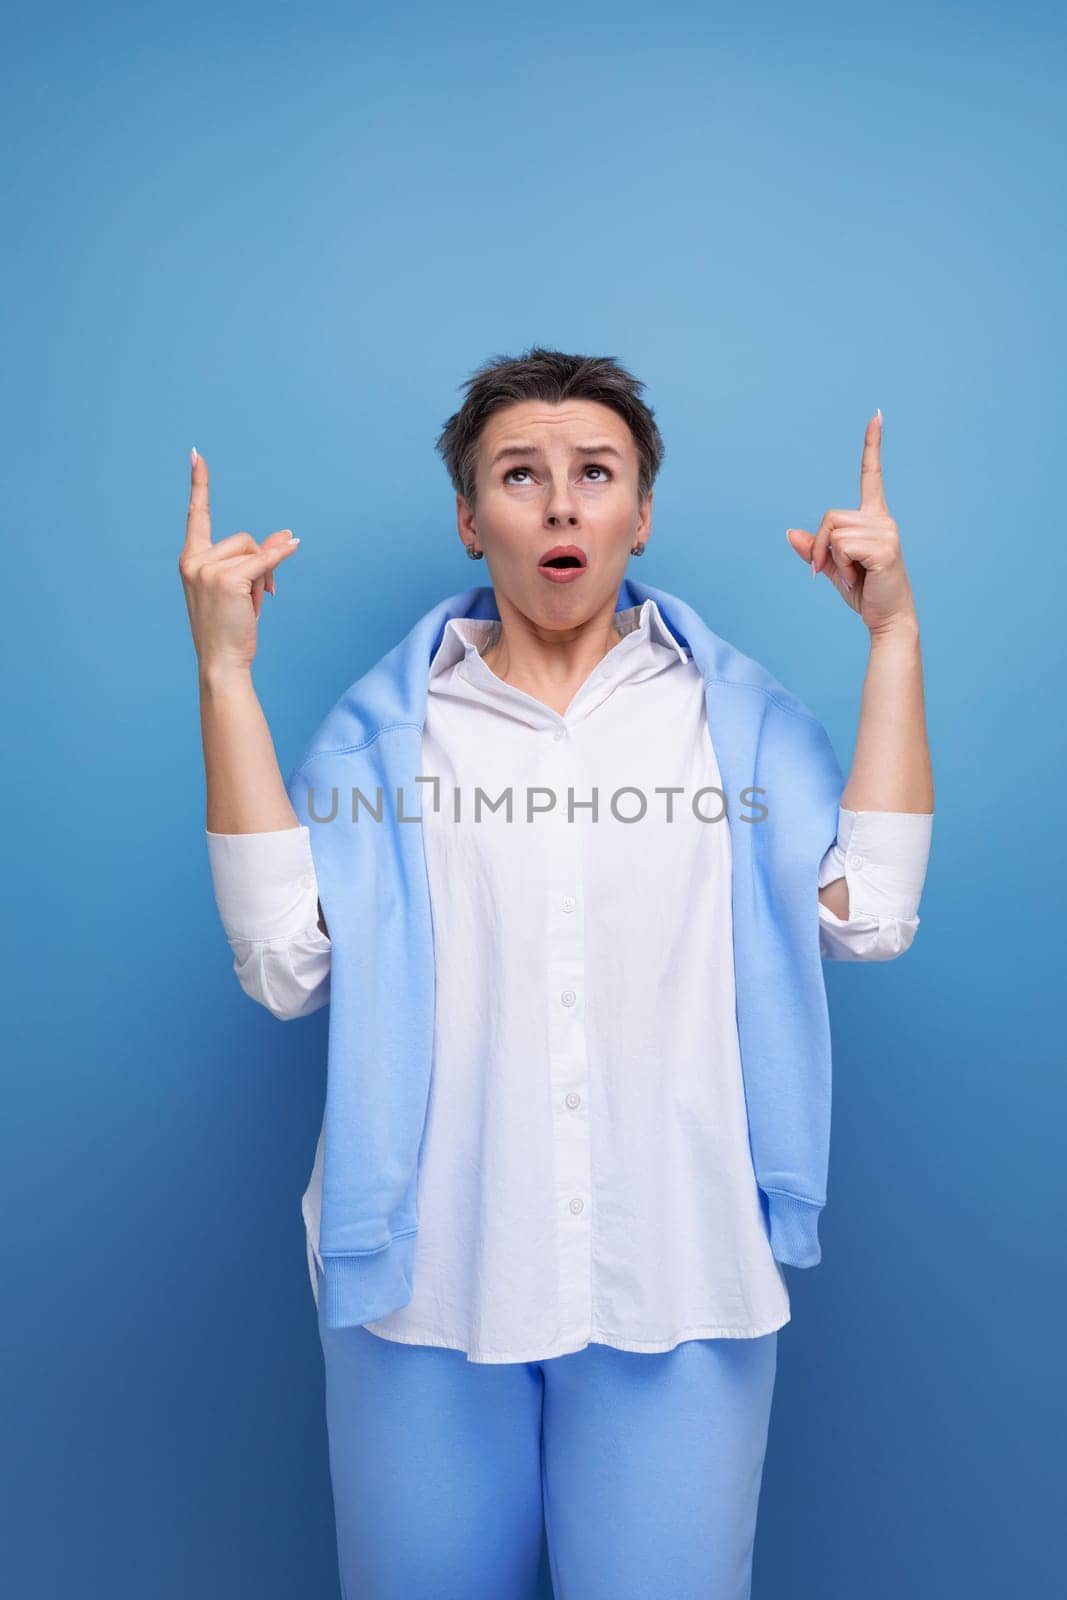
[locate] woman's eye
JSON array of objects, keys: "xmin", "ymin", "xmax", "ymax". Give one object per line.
[{"xmin": 503, "ymin": 464, "xmax": 613, "ymax": 484}]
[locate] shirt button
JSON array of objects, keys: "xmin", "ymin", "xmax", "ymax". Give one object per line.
[
  {"xmin": 561, "ymin": 989, "xmax": 576, "ymax": 1007},
  {"xmin": 847, "ymin": 853, "xmax": 864, "ymax": 869},
  {"xmin": 569, "ymin": 1197, "xmax": 584, "ymax": 1214},
  {"xmin": 299, "ymin": 873, "xmax": 313, "ymax": 889},
  {"xmin": 552, "ymin": 727, "xmax": 564, "ymax": 741},
  {"xmin": 561, "ymin": 895, "xmax": 576, "ymax": 913},
  {"xmin": 565, "ymin": 1091, "xmax": 581, "ymax": 1109}
]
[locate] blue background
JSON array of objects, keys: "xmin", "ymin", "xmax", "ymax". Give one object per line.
[{"xmin": 4, "ymin": 2, "xmax": 1064, "ymax": 1595}]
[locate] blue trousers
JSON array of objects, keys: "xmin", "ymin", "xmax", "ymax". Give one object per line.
[{"xmin": 316, "ymin": 1285, "xmax": 779, "ymax": 1599}]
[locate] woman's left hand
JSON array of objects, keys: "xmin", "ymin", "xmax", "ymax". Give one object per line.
[{"xmin": 785, "ymin": 412, "xmax": 918, "ymax": 636}]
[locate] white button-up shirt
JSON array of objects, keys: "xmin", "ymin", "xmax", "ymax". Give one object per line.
[{"xmin": 207, "ymin": 600, "xmax": 933, "ymax": 1362}]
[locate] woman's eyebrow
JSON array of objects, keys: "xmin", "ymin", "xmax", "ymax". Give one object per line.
[{"xmin": 489, "ymin": 443, "xmax": 625, "ymax": 468}]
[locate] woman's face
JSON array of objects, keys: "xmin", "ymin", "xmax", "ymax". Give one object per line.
[{"xmin": 458, "ymin": 398, "xmax": 653, "ymax": 628}]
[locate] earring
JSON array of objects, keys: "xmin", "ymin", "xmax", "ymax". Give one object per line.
[
  {"xmin": 630, "ymin": 540, "xmax": 646, "ymax": 556},
  {"xmin": 465, "ymin": 543, "xmax": 484, "ymax": 560}
]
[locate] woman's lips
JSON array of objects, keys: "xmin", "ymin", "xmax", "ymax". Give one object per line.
[
  {"xmin": 538, "ymin": 547, "xmax": 588, "ymax": 584},
  {"xmin": 538, "ymin": 563, "xmax": 588, "ymax": 584}
]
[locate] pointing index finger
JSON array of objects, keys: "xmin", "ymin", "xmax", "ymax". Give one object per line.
[
  {"xmin": 859, "ymin": 409, "xmax": 887, "ymax": 512},
  {"xmin": 184, "ymin": 447, "xmax": 212, "ymax": 552}
]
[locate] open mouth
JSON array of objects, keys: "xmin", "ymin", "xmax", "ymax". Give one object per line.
[{"xmin": 539, "ymin": 546, "xmax": 588, "ymax": 570}]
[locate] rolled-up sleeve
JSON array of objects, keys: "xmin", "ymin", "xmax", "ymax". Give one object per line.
[
  {"xmin": 818, "ymin": 806, "xmax": 933, "ymax": 962},
  {"xmin": 206, "ymin": 826, "xmax": 331, "ymax": 1019}
]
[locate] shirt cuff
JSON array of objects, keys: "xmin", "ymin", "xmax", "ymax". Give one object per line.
[
  {"xmin": 818, "ymin": 806, "xmax": 933, "ymax": 923},
  {"xmin": 205, "ymin": 825, "xmax": 322, "ymax": 943}
]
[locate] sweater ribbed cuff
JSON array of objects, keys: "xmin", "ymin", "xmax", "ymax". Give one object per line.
[
  {"xmin": 317, "ymin": 1230, "xmax": 418, "ymax": 1330},
  {"xmin": 765, "ymin": 1191, "xmax": 824, "ymax": 1268}
]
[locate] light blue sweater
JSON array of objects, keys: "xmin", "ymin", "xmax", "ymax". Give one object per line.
[{"xmin": 286, "ymin": 578, "xmax": 845, "ymax": 1331}]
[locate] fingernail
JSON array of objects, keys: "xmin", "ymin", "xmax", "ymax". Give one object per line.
[
  {"xmin": 190, "ymin": 446, "xmax": 198, "ymax": 465},
  {"xmin": 876, "ymin": 408, "xmax": 883, "ymax": 428},
  {"xmin": 287, "ymin": 536, "xmax": 300, "ymax": 545},
  {"xmin": 811, "ymin": 559, "xmax": 817, "ymax": 577}
]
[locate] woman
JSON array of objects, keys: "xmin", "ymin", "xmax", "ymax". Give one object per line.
[{"xmin": 182, "ymin": 347, "xmax": 934, "ymax": 1599}]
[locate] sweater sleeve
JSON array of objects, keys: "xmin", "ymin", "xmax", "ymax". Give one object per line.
[
  {"xmin": 205, "ymin": 826, "xmax": 332, "ymax": 1019},
  {"xmin": 818, "ymin": 807, "xmax": 933, "ymax": 962}
]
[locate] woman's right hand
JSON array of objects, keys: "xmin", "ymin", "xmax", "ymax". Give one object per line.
[{"xmin": 178, "ymin": 448, "xmax": 302, "ymax": 676}]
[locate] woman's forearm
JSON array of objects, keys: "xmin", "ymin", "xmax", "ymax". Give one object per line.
[
  {"xmin": 840, "ymin": 617, "xmax": 934, "ymax": 813},
  {"xmin": 199, "ymin": 664, "xmax": 300, "ymax": 835}
]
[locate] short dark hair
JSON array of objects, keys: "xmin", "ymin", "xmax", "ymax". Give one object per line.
[{"xmin": 435, "ymin": 345, "xmax": 665, "ymax": 512}]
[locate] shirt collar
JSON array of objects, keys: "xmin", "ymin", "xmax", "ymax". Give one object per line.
[{"xmin": 427, "ymin": 596, "xmax": 689, "ymax": 684}]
